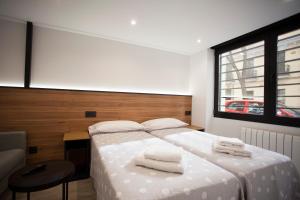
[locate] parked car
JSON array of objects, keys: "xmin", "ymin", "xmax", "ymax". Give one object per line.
[{"xmin": 224, "ymin": 100, "xmax": 300, "ymax": 117}]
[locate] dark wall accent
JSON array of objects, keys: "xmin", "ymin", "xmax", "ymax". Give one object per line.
[{"xmin": 24, "ymin": 21, "xmax": 33, "ymax": 88}]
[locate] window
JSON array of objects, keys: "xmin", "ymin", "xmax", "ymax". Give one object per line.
[
  {"xmin": 219, "ymin": 41, "xmax": 264, "ymax": 114},
  {"xmin": 246, "ymin": 90, "xmax": 254, "ymax": 98},
  {"xmin": 213, "ymin": 14, "xmax": 300, "ymax": 127},
  {"xmin": 277, "ymin": 29, "xmax": 300, "ymax": 119},
  {"xmin": 277, "ymin": 89, "xmax": 286, "ymax": 104}
]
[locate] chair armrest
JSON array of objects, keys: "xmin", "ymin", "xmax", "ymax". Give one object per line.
[{"xmin": 0, "ymin": 131, "xmax": 26, "ymax": 152}]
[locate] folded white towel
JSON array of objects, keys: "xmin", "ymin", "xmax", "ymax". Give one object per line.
[
  {"xmin": 135, "ymin": 153, "xmax": 184, "ymax": 174},
  {"xmin": 217, "ymin": 136, "xmax": 245, "ymax": 148},
  {"xmin": 213, "ymin": 142, "xmax": 252, "ymax": 157},
  {"xmin": 144, "ymin": 145, "xmax": 182, "ymax": 163}
]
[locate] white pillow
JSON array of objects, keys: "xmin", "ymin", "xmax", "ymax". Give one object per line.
[
  {"xmin": 88, "ymin": 120, "xmax": 144, "ymax": 135},
  {"xmin": 142, "ymin": 118, "xmax": 188, "ymax": 131}
]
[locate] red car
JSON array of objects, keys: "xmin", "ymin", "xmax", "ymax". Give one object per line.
[{"xmin": 225, "ymin": 100, "xmax": 300, "ymax": 117}]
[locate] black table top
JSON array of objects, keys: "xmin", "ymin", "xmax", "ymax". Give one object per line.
[{"xmin": 9, "ymin": 160, "xmax": 75, "ymax": 192}]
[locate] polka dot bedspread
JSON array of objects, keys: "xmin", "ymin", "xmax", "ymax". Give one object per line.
[
  {"xmin": 90, "ymin": 131, "xmax": 243, "ymax": 200},
  {"xmin": 149, "ymin": 128, "xmax": 300, "ymax": 200}
]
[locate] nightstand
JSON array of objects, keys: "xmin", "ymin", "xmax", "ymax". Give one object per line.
[
  {"xmin": 186, "ymin": 125, "xmax": 205, "ymax": 132},
  {"xmin": 63, "ymin": 131, "xmax": 90, "ymax": 181}
]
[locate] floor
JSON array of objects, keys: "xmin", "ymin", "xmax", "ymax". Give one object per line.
[{"xmin": 1, "ymin": 178, "xmax": 96, "ymax": 200}]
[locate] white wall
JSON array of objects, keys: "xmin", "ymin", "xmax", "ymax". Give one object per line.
[
  {"xmin": 190, "ymin": 49, "xmax": 300, "ymax": 137},
  {"xmin": 0, "ymin": 18, "xmax": 26, "ymax": 87},
  {"xmin": 2, "ymin": 17, "xmax": 298, "ymax": 136},
  {"xmin": 30, "ymin": 26, "xmax": 190, "ymax": 95},
  {"xmin": 189, "ymin": 50, "xmax": 208, "ymax": 126}
]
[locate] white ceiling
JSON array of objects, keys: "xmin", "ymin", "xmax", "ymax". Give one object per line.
[{"xmin": 0, "ymin": 0, "xmax": 299, "ymax": 55}]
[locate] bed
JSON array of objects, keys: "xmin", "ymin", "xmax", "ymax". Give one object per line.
[
  {"xmin": 90, "ymin": 130, "xmax": 243, "ymax": 200},
  {"xmin": 148, "ymin": 127, "xmax": 300, "ymax": 200}
]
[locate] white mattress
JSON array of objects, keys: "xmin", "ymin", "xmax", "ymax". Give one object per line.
[{"xmin": 90, "ymin": 131, "xmax": 242, "ymax": 200}]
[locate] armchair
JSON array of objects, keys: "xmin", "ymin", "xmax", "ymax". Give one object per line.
[{"xmin": 0, "ymin": 131, "xmax": 26, "ymax": 194}]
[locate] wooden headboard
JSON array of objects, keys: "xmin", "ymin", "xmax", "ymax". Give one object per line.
[{"xmin": 0, "ymin": 87, "xmax": 191, "ymax": 163}]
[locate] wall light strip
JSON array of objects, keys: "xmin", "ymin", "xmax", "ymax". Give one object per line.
[
  {"xmin": 30, "ymin": 84, "xmax": 191, "ymax": 96},
  {"xmin": 0, "ymin": 83, "xmax": 24, "ymax": 87}
]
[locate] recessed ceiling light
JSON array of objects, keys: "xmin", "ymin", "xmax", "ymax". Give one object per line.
[
  {"xmin": 197, "ymin": 39, "xmax": 201, "ymax": 43},
  {"xmin": 130, "ymin": 19, "xmax": 137, "ymax": 26}
]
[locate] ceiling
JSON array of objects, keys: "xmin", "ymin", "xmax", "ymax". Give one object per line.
[{"xmin": 0, "ymin": 0, "xmax": 299, "ymax": 55}]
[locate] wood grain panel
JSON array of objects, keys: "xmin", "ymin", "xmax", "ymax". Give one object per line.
[{"xmin": 0, "ymin": 87, "xmax": 191, "ymax": 163}]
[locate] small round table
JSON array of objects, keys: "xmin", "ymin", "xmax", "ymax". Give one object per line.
[{"xmin": 8, "ymin": 160, "xmax": 75, "ymax": 200}]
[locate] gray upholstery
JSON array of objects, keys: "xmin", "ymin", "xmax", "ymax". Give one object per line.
[
  {"xmin": 0, "ymin": 131, "xmax": 26, "ymax": 194},
  {"xmin": 0, "ymin": 149, "xmax": 25, "ymax": 179},
  {"xmin": 0, "ymin": 131, "xmax": 26, "ymax": 152}
]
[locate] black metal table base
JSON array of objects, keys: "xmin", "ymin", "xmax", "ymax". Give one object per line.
[
  {"xmin": 12, "ymin": 182, "xmax": 69, "ymax": 200},
  {"xmin": 62, "ymin": 182, "xmax": 69, "ymax": 200}
]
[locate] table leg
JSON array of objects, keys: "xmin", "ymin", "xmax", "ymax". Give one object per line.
[
  {"xmin": 62, "ymin": 183, "xmax": 65, "ymax": 200},
  {"xmin": 66, "ymin": 182, "xmax": 69, "ymax": 200},
  {"xmin": 12, "ymin": 191, "xmax": 16, "ymax": 200},
  {"xmin": 27, "ymin": 192, "xmax": 30, "ymax": 200}
]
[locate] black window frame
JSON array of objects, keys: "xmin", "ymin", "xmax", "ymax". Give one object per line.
[{"xmin": 212, "ymin": 13, "xmax": 300, "ymax": 128}]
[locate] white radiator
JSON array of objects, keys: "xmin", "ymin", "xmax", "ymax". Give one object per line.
[{"xmin": 240, "ymin": 127, "xmax": 300, "ymax": 173}]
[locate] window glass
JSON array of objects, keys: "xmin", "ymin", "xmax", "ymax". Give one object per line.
[
  {"xmin": 226, "ymin": 101, "xmax": 245, "ymax": 112},
  {"xmin": 219, "ymin": 41, "xmax": 265, "ymax": 115},
  {"xmin": 277, "ymin": 29, "xmax": 300, "ymax": 118},
  {"xmin": 248, "ymin": 101, "xmax": 264, "ymax": 115}
]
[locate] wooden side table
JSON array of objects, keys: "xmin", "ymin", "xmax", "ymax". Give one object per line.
[
  {"xmin": 186, "ymin": 125, "xmax": 205, "ymax": 132},
  {"xmin": 63, "ymin": 131, "xmax": 90, "ymax": 181},
  {"xmin": 8, "ymin": 160, "xmax": 74, "ymax": 200}
]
